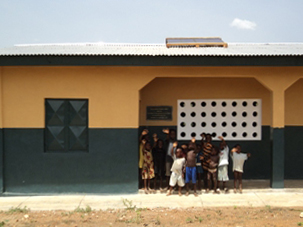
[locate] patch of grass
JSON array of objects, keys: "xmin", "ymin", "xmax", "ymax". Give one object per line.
[
  {"xmin": 121, "ymin": 198, "xmax": 136, "ymax": 210},
  {"xmin": 298, "ymin": 222, "xmax": 303, "ymax": 226},
  {"xmin": 0, "ymin": 221, "xmax": 5, "ymax": 227},
  {"xmin": 125, "ymin": 210, "xmax": 142, "ymax": 224},
  {"xmin": 186, "ymin": 217, "xmax": 193, "ymax": 223},
  {"xmin": 290, "ymin": 208, "xmax": 303, "ymax": 212},
  {"xmin": 62, "ymin": 220, "xmax": 74, "ymax": 225},
  {"xmin": 6, "ymin": 206, "xmax": 30, "ymax": 214},
  {"xmin": 195, "ymin": 216, "xmax": 203, "ymax": 223},
  {"xmin": 234, "ymin": 205, "xmax": 237, "ymax": 209},
  {"xmin": 216, "ymin": 210, "xmax": 222, "ymax": 216},
  {"xmin": 135, "ymin": 210, "xmax": 142, "ymax": 224},
  {"xmin": 265, "ymin": 205, "xmax": 273, "ymax": 213},
  {"xmin": 74, "ymin": 205, "xmax": 92, "ymax": 213},
  {"xmin": 136, "ymin": 207, "xmax": 147, "ymax": 212},
  {"xmin": 155, "ymin": 215, "xmax": 161, "ymax": 225}
]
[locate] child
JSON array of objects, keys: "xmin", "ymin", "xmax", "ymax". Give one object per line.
[
  {"xmin": 142, "ymin": 140, "xmax": 155, "ymax": 194},
  {"xmin": 185, "ymin": 138, "xmax": 198, "ymax": 197},
  {"xmin": 217, "ymin": 136, "xmax": 229, "ymax": 193},
  {"xmin": 163, "ymin": 128, "xmax": 177, "ymax": 189},
  {"xmin": 196, "ymin": 144, "xmax": 204, "ymax": 191},
  {"xmin": 139, "ymin": 129, "xmax": 150, "ymax": 189},
  {"xmin": 152, "ymin": 136, "xmax": 166, "ymax": 191},
  {"xmin": 181, "ymin": 143, "xmax": 188, "ymax": 158},
  {"xmin": 200, "ymin": 133, "xmax": 213, "ymax": 191},
  {"xmin": 231, "ymin": 144, "xmax": 251, "ymax": 193},
  {"xmin": 166, "ymin": 144, "xmax": 186, "ymax": 196},
  {"xmin": 206, "ymin": 146, "xmax": 220, "ymax": 194}
]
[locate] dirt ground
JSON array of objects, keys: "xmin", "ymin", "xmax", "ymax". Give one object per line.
[{"xmin": 1, "ymin": 206, "xmax": 303, "ymax": 227}]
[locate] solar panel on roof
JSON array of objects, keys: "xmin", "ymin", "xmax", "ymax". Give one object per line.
[{"xmin": 166, "ymin": 37, "xmax": 228, "ymax": 48}]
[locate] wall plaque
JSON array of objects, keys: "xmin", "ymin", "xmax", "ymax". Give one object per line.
[{"xmin": 146, "ymin": 106, "xmax": 172, "ymax": 121}]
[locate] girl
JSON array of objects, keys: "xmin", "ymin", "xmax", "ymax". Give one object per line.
[{"xmin": 142, "ymin": 140, "xmax": 155, "ymax": 194}]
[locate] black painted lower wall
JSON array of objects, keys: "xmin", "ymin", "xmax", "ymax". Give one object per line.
[
  {"xmin": 1, "ymin": 126, "xmax": 302, "ymax": 194},
  {"xmin": 0, "ymin": 129, "xmax": 3, "ymax": 193},
  {"xmin": 141, "ymin": 126, "xmax": 272, "ymax": 180},
  {"xmin": 3, "ymin": 128, "xmax": 138, "ymax": 194},
  {"xmin": 285, "ymin": 126, "xmax": 303, "ymax": 179}
]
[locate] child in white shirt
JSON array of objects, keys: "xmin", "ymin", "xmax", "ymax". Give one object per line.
[
  {"xmin": 231, "ymin": 144, "xmax": 251, "ymax": 194},
  {"xmin": 167, "ymin": 144, "xmax": 186, "ymax": 196},
  {"xmin": 217, "ymin": 136, "xmax": 229, "ymax": 193}
]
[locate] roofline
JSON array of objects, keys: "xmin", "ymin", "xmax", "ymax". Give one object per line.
[{"xmin": 1, "ymin": 55, "xmax": 303, "ymax": 67}]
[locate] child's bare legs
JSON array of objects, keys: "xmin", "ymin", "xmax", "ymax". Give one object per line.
[
  {"xmin": 178, "ymin": 186, "xmax": 182, "ymax": 196},
  {"xmin": 153, "ymin": 175, "xmax": 157, "ymax": 190},
  {"xmin": 144, "ymin": 178, "xmax": 148, "ymax": 194},
  {"xmin": 186, "ymin": 183, "xmax": 190, "ymax": 196},
  {"xmin": 159, "ymin": 176, "xmax": 163, "ymax": 189},
  {"xmin": 166, "ymin": 186, "xmax": 173, "ymax": 196},
  {"xmin": 147, "ymin": 178, "xmax": 151, "ymax": 190},
  {"xmin": 197, "ymin": 173, "xmax": 202, "ymax": 190},
  {"xmin": 166, "ymin": 176, "xmax": 170, "ymax": 189},
  {"xmin": 212, "ymin": 174, "xmax": 218, "ymax": 194},
  {"xmin": 218, "ymin": 180, "xmax": 222, "ymax": 190},
  {"xmin": 193, "ymin": 184, "xmax": 198, "ymax": 196},
  {"xmin": 203, "ymin": 170, "xmax": 208, "ymax": 191},
  {"xmin": 207, "ymin": 172, "xmax": 211, "ymax": 193},
  {"xmin": 238, "ymin": 172, "xmax": 243, "ymax": 193},
  {"xmin": 233, "ymin": 171, "xmax": 239, "ymax": 193}
]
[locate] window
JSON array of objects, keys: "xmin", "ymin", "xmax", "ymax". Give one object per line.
[
  {"xmin": 45, "ymin": 99, "xmax": 88, "ymax": 152},
  {"xmin": 177, "ymin": 99, "xmax": 262, "ymax": 141}
]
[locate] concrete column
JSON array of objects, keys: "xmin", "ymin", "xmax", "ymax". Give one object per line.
[
  {"xmin": 270, "ymin": 90, "xmax": 285, "ymax": 188},
  {"xmin": 0, "ymin": 67, "xmax": 3, "ymax": 194}
]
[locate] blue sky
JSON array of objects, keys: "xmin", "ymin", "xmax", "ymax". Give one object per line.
[{"xmin": 0, "ymin": 0, "xmax": 302, "ymax": 48}]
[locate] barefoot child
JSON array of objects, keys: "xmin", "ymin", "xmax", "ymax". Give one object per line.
[
  {"xmin": 185, "ymin": 138, "xmax": 198, "ymax": 197},
  {"xmin": 207, "ymin": 146, "xmax": 220, "ymax": 194},
  {"xmin": 200, "ymin": 133, "xmax": 213, "ymax": 191},
  {"xmin": 139, "ymin": 129, "xmax": 150, "ymax": 189},
  {"xmin": 217, "ymin": 136, "xmax": 229, "ymax": 193},
  {"xmin": 142, "ymin": 141, "xmax": 155, "ymax": 194},
  {"xmin": 163, "ymin": 128, "xmax": 177, "ymax": 189},
  {"xmin": 196, "ymin": 144, "xmax": 204, "ymax": 191},
  {"xmin": 152, "ymin": 135, "xmax": 166, "ymax": 190},
  {"xmin": 231, "ymin": 144, "xmax": 251, "ymax": 193},
  {"xmin": 166, "ymin": 144, "xmax": 186, "ymax": 196}
]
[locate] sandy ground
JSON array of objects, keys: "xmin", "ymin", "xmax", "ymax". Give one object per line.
[{"xmin": 1, "ymin": 206, "xmax": 303, "ymax": 227}]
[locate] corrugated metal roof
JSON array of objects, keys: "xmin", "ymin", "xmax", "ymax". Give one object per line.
[{"xmin": 0, "ymin": 43, "xmax": 303, "ymax": 57}]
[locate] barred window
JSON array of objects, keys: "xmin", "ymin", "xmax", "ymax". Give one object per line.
[{"xmin": 45, "ymin": 99, "xmax": 88, "ymax": 152}]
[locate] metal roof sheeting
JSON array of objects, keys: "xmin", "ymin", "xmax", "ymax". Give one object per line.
[{"xmin": 0, "ymin": 43, "xmax": 303, "ymax": 57}]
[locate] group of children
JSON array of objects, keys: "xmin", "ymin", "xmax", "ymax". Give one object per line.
[{"xmin": 139, "ymin": 129, "xmax": 251, "ymax": 196}]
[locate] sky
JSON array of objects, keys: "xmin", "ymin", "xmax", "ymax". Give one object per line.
[{"xmin": 0, "ymin": 0, "xmax": 303, "ymax": 48}]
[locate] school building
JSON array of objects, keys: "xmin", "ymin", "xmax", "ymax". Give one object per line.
[{"xmin": 0, "ymin": 40, "xmax": 303, "ymax": 194}]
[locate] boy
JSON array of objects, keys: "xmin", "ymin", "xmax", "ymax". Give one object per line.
[
  {"xmin": 231, "ymin": 144, "xmax": 251, "ymax": 193},
  {"xmin": 166, "ymin": 144, "xmax": 186, "ymax": 196},
  {"xmin": 152, "ymin": 134, "xmax": 166, "ymax": 191},
  {"xmin": 206, "ymin": 146, "xmax": 220, "ymax": 194},
  {"xmin": 163, "ymin": 128, "xmax": 177, "ymax": 189},
  {"xmin": 185, "ymin": 138, "xmax": 198, "ymax": 197},
  {"xmin": 217, "ymin": 136, "xmax": 229, "ymax": 193},
  {"xmin": 196, "ymin": 144, "xmax": 204, "ymax": 191}
]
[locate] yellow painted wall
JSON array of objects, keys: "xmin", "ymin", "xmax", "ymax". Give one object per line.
[
  {"xmin": 2, "ymin": 66, "xmax": 303, "ymax": 128},
  {"xmin": 0, "ymin": 67, "xmax": 3, "ymax": 128},
  {"xmin": 285, "ymin": 78, "xmax": 303, "ymax": 125},
  {"xmin": 140, "ymin": 77, "xmax": 271, "ymax": 126},
  {"xmin": 2, "ymin": 66, "xmax": 154, "ymax": 128}
]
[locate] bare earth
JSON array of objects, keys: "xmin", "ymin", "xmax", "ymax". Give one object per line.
[{"xmin": 1, "ymin": 206, "xmax": 303, "ymax": 227}]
